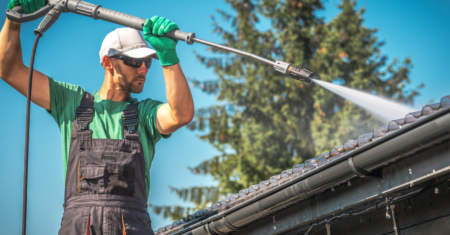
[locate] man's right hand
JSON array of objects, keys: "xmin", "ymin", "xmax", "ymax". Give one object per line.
[{"xmin": 7, "ymin": 0, "xmax": 47, "ymax": 14}]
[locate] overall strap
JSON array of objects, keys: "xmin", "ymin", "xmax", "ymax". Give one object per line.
[
  {"xmin": 76, "ymin": 92, "xmax": 94, "ymax": 132},
  {"xmin": 122, "ymin": 102, "xmax": 140, "ymax": 140}
]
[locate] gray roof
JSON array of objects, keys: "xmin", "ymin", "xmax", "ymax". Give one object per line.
[{"xmin": 154, "ymin": 95, "xmax": 450, "ymax": 235}]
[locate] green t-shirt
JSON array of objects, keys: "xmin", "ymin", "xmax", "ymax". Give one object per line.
[{"xmin": 47, "ymin": 77, "xmax": 169, "ymax": 199}]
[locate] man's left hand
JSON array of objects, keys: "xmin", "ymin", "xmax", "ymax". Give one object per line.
[{"xmin": 143, "ymin": 16, "xmax": 180, "ymax": 67}]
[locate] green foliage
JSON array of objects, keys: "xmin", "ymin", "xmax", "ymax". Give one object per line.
[
  {"xmin": 148, "ymin": 186, "xmax": 219, "ymax": 221},
  {"xmin": 152, "ymin": 0, "xmax": 422, "ymax": 221},
  {"xmin": 148, "ymin": 204, "xmax": 194, "ymax": 221}
]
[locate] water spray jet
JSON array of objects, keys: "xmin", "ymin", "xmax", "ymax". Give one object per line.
[{"xmin": 311, "ymin": 78, "xmax": 415, "ymax": 122}]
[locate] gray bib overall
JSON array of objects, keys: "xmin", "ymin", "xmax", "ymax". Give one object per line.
[{"xmin": 58, "ymin": 92, "xmax": 154, "ymax": 235}]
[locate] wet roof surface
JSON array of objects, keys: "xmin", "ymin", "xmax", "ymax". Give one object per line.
[{"xmin": 154, "ymin": 95, "xmax": 450, "ymax": 235}]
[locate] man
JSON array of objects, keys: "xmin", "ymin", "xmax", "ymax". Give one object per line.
[{"xmin": 0, "ymin": 0, "xmax": 194, "ymax": 234}]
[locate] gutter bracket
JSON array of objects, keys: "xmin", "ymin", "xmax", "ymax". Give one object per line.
[
  {"xmin": 348, "ymin": 157, "xmax": 382, "ymax": 178},
  {"xmin": 209, "ymin": 220, "xmax": 229, "ymax": 235},
  {"xmin": 223, "ymin": 216, "xmax": 240, "ymax": 231}
]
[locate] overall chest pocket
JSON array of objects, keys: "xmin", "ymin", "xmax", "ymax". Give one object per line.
[
  {"xmin": 80, "ymin": 151, "xmax": 136, "ymax": 197},
  {"xmin": 80, "ymin": 167, "xmax": 105, "ymax": 195}
]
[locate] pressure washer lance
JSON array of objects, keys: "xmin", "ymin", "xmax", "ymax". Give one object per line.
[{"xmin": 7, "ymin": 0, "xmax": 314, "ymax": 82}]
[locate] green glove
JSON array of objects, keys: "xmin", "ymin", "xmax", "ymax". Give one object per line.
[
  {"xmin": 143, "ymin": 16, "xmax": 180, "ymax": 67},
  {"xmin": 7, "ymin": 0, "xmax": 47, "ymax": 14}
]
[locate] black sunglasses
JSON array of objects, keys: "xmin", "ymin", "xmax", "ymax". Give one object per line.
[{"xmin": 111, "ymin": 55, "xmax": 152, "ymax": 69}]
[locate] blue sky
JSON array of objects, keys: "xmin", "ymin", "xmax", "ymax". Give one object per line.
[{"xmin": 1, "ymin": 0, "xmax": 450, "ymax": 233}]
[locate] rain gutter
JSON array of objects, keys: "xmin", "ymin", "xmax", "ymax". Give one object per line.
[{"xmin": 175, "ymin": 107, "xmax": 450, "ymax": 235}]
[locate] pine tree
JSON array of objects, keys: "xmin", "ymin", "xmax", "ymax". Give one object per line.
[{"xmin": 150, "ymin": 0, "xmax": 422, "ymax": 221}]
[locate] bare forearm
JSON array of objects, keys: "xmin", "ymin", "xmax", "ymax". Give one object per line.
[
  {"xmin": 162, "ymin": 63, "xmax": 194, "ymax": 124},
  {"xmin": 0, "ymin": 17, "xmax": 51, "ymax": 110},
  {"xmin": 0, "ymin": 18, "xmax": 25, "ymax": 79}
]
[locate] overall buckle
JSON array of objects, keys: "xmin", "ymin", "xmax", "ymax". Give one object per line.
[
  {"xmin": 76, "ymin": 106, "xmax": 93, "ymax": 132},
  {"xmin": 122, "ymin": 109, "xmax": 139, "ymax": 134}
]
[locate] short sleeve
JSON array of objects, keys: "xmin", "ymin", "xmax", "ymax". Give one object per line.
[
  {"xmin": 138, "ymin": 99, "xmax": 171, "ymax": 142},
  {"xmin": 47, "ymin": 77, "xmax": 85, "ymax": 126}
]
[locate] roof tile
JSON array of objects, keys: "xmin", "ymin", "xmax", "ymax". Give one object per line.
[
  {"xmin": 329, "ymin": 147, "xmax": 342, "ymax": 157},
  {"xmin": 357, "ymin": 133, "xmax": 372, "ymax": 146},
  {"xmin": 405, "ymin": 113, "xmax": 418, "ymax": 123},
  {"xmin": 318, "ymin": 151, "xmax": 330, "ymax": 158},
  {"xmin": 270, "ymin": 174, "xmax": 281, "ymax": 183},
  {"xmin": 440, "ymin": 96, "xmax": 450, "ymax": 108},
  {"xmin": 277, "ymin": 173, "xmax": 290, "ymax": 184},
  {"xmin": 304, "ymin": 159, "xmax": 314, "ymax": 168},
  {"xmin": 393, "ymin": 118, "xmax": 405, "ymax": 125},
  {"xmin": 421, "ymin": 105, "xmax": 436, "ymax": 116},
  {"xmin": 411, "ymin": 111, "xmax": 422, "ymax": 118},
  {"xmin": 282, "ymin": 169, "xmax": 293, "ymax": 176},
  {"xmin": 343, "ymin": 140, "xmax": 358, "ymax": 151},
  {"xmin": 203, "ymin": 207, "xmax": 213, "ymax": 214},
  {"xmin": 316, "ymin": 155, "xmax": 328, "ymax": 165},
  {"xmin": 305, "ymin": 158, "xmax": 317, "ymax": 168},
  {"xmin": 259, "ymin": 180, "xmax": 271, "ymax": 188},
  {"xmin": 373, "ymin": 127, "xmax": 386, "ymax": 138},
  {"xmin": 292, "ymin": 164, "xmax": 305, "ymax": 177},
  {"xmin": 230, "ymin": 194, "xmax": 239, "ymax": 201},
  {"xmin": 172, "ymin": 220, "xmax": 181, "ymax": 227},
  {"xmin": 212, "ymin": 201, "xmax": 222, "ymax": 210},
  {"xmin": 387, "ymin": 121, "xmax": 400, "ymax": 132}
]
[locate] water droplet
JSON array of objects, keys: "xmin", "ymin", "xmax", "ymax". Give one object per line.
[
  {"xmin": 348, "ymin": 181, "xmax": 351, "ymax": 186},
  {"xmin": 273, "ymin": 226, "xmax": 276, "ymax": 230},
  {"xmin": 410, "ymin": 182, "xmax": 414, "ymax": 187},
  {"xmin": 331, "ymin": 187, "xmax": 335, "ymax": 192},
  {"xmin": 435, "ymin": 187, "xmax": 439, "ymax": 194},
  {"xmin": 433, "ymin": 169, "xmax": 436, "ymax": 173},
  {"xmin": 409, "ymin": 168, "xmax": 412, "ymax": 174}
]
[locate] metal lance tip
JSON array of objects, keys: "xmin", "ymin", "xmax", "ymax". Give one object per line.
[
  {"xmin": 288, "ymin": 65, "xmax": 313, "ymax": 83},
  {"xmin": 273, "ymin": 61, "xmax": 313, "ymax": 83}
]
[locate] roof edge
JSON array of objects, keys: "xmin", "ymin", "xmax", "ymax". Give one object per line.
[{"xmin": 174, "ymin": 106, "xmax": 450, "ymax": 235}]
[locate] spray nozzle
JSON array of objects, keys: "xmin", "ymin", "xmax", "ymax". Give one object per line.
[
  {"xmin": 274, "ymin": 61, "xmax": 313, "ymax": 83},
  {"xmin": 288, "ymin": 65, "xmax": 313, "ymax": 83}
]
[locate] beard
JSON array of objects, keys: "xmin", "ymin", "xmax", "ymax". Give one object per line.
[
  {"xmin": 118, "ymin": 75, "xmax": 146, "ymax": 94},
  {"xmin": 114, "ymin": 62, "xmax": 146, "ymax": 93}
]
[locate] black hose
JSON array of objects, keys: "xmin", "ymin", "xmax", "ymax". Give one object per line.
[{"xmin": 22, "ymin": 33, "xmax": 41, "ymax": 235}]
